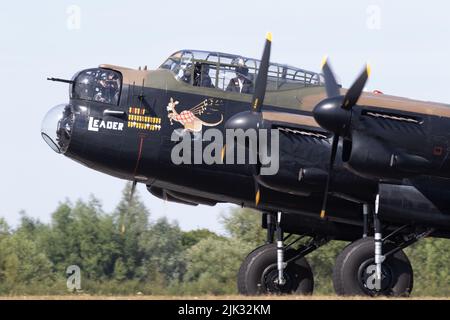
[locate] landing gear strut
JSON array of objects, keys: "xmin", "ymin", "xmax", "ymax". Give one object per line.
[
  {"xmin": 373, "ymin": 194, "xmax": 384, "ymax": 290},
  {"xmin": 265, "ymin": 212, "xmax": 275, "ymax": 244},
  {"xmin": 362, "ymin": 203, "xmax": 370, "ymax": 238},
  {"xmin": 276, "ymin": 212, "xmax": 286, "ymax": 286},
  {"xmin": 238, "ymin": 213, "xmax": 328, "ymax": 295}
]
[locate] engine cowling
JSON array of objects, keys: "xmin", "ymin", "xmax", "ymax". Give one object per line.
[
  {"xmin": 343, "ymin": 131, "xmax": 431, "ymax": 180},
  {"xmin": 256, "ymin": 167, "xmax": 327, "ymax": 196}
]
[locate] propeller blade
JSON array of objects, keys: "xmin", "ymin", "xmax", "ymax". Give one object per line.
[
  {"xmin": 129, "ymin": 180, "xmax": 137, "ymax": 203},
  {"xmin": 255, "ymin": 183, "xmax": 261, "ymax": 206},
  {"xmin": 249, "ymin": 33, "xmax": 272, "ymax": 205},
  {"xmin": 252, "ymin": 146, "xmax": 262, "ymax": 206},
  {"xmin": 251, "ymin": 32, "xmax": 272, "ymax": 112},
  {"xmin": 320, "ymin": 134, "xmax": 339, "ymax": 219},
  {"xmin": 122, "ymin": 180, "xmax": 137, "ymax": 235},
  {"xmin": 321, "ymin": 57, "xmax": 340, "ymax": 98},
  {"xmin": 342, "ymin": 64, "xmax": 370, "ymax": 110}
]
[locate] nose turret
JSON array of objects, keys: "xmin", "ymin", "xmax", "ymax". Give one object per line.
[{"xmin": 41, "ymin": 104, "xmax": 74, "ymax": 154}]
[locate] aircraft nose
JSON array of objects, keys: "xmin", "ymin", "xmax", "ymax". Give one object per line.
[{"xmin": 41, "ymin": 104, "xmax": 74, "ymax": 154}]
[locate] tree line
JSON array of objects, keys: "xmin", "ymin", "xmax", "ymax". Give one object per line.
[{"xmin": 0, "ymin": 183, "xmax": 448, "ymax": 296}]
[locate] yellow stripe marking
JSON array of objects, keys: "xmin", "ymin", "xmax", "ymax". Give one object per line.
[
  {"xmin": 221, "ymin": 145, "xmax": 226, "ymax": 163},
  {"xmin": 321, "ymin": 55, "xmax": 328, "ymax": 69},
  {"xmin": 255, "ymin": 189, "xmax": 261, "ymax": 206},
  {"xmin": 253, "ymin": 98, "xmax": 259, "ymax": 110}
]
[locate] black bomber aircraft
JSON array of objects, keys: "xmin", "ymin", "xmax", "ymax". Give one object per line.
[{"xmin": 42, "ymin": 33, "xmax": 450, "ymax": 297}]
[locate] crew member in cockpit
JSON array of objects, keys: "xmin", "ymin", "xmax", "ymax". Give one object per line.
[
  {"xmin": 95, "ymin": 73, "xmax": 119, "ymax": 104},
  {"xmin": 194, "ymin": 63, "xmax": 214, "ymax": 88},
  {"xmin": 177, "ymin": 63, "xmax": 193, "ymax": 83},
  {"xmin": 226, "ymin": 57, "xmax": 253, "ymax": 94}
]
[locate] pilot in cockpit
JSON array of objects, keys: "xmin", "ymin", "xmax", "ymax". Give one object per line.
[
  {"xmin": 193, "ymin": 63, "xmax": 214, "ymax": 88},
  {"xmin": 226, "ymin": 57, "xmax": 253, "ymax": 94},
  {"xmin": 95, "ymin": 73, "xmax": 119, "ymax": 104}
]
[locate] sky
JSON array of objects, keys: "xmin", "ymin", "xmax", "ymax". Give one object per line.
[{"xmin": 1, "ymin": 0, "xmax": 450, "ymax": 233}]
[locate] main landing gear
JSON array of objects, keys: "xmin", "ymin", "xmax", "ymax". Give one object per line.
[
  {"xmin": 238, "ymin": 207, "xmax": 433, "ymax": 296},
  {"xmin": 237, "ymin": 212, "xmax": 328, "ymax": 295},
  {"xmin": 333, "ymin": 195, "xmax": 434, "ymax": 296}
]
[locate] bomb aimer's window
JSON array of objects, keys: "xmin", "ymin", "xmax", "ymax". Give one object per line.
[{"xmin": 72, "ymin": 69, "xmax": 122, "ymax": 105}]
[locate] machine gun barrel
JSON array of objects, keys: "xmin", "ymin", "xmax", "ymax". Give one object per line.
[{"xmin": 47, "ymin": 77, "xmax": 74, "ymax": 84}]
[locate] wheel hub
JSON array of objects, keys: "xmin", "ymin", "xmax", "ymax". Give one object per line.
[
  {"xmin": 261, "ymin": 264, "xmax": 298, "ymax": 294},
  {"xmin": 358, "ymin": 260, "xmax": 393, "ymax": 295}
]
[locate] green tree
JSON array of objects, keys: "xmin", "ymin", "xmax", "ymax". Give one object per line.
[
  {"xmin": 181, "ymin": 229, "xmax": 222, "ymax": 249},
  {"xmin": 221, "ymin": 207, "xmax": 265, "ymax": 246},
  {"xmin": 0, "ymin": 233, "xmax": 54, "ymax": 286},
  {"xmin": 113, "ymin": 258, "xmax": 127, "ymax": 282},
  {"xmin": 138, "ymin": 217, "xmax": 185, "ymax": 282},
  {"xmin": 43, "ymin": 197, "xmax": 118, "ymax": 279},
  {"xmin": 43, "ymin": 201, "xmax": 75, "ymax": 273},
  {"xmin": 406, "ymin": 238, "xmax": 450, "ymax": 296},
  {"xmin": 112, "ymin": 183, "xmax": 150, "ymax": 279},
  {"xmin": 0, "ymin": 218, "xmax": 9, "ymax": 239},
  {"xmin": 306, "ymin": 241, "xmax": 347, "ymax": 294},
  {"xmin": 15, "ymin": 212, "xmax": 51, "ymax": 251},
  {"xmin": 182, "ymin": 237, "xmax": 254, "ymax": 295}
]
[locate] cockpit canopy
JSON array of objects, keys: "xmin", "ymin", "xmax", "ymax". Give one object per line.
[
  {"xmin": 71, "ymin": 68, "xmax": 122, "ymax": 105},
  {"xmin": 159, "ymin": 50, "xmax": 327, "ymax": 92}
]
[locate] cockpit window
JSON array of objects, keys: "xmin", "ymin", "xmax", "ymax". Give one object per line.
[
  {"xmin": 159, "ymin": 50, "xmax": 327, "ymax": 93},
  {"xmin": 72, "ymin": 69, "xmax": 122, "ymax": 105}
]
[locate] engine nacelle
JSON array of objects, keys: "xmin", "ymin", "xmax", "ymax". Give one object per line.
[
  {"xmin": 343, "ymin": 131, "xmax": 431, "ymax": 180},
  {"xmin": 256, "ymin": 166, "xmax": 327, "ymax": 196}
]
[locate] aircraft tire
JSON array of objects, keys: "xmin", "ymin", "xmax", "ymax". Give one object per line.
[
  {"xmin": 237, "ymin": 243, "xmax": 314, "ymax": 295},
  {"xmin": 332, "ymin": 237, "xmax": 413, "ymax": 297}
]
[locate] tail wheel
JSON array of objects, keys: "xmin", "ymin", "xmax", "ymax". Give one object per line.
[
  {"xmin": 333, "ymin": 237, "xmax": 413, "ymax": 297},
  {"xmin": 238, "ymin": 244, "xmax": 314, "ymax": 295}
]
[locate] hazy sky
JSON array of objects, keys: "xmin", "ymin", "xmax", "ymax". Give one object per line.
[{"xmin": 1, "ymin": 0, "xmax": 450, "ymax": 233}]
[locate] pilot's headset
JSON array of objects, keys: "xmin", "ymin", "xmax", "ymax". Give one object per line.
[{"xmin": 232, "ymin": 57, "xmax": 249, "ymax": 77}]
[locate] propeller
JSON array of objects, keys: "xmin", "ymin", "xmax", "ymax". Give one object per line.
[
  {"xmin": 314, "ymin": 58, "xmax": 370, "ymax": 135},
  {"xmin": 224, "ymin": 32, "xmax": 272, "ymax": 206},
  {"xmin": 122, "ymin": 180, "xmax": 137, "ymax": 234},
  {"xmin": 252, "ymin": 32, "xmax": 272, "ymax": 113},
  {"xmin": 252, "ymin": 32, "xmax": 272, "ymax": 206},
  {"xmin": 320, "ymin": 133, "xmax": 339, "ymax": 219},
  {"xmin": 129, "ymin": 180, "xmax": 137, "ymax": 203},
  {"xmin": 225, "ymin": 33, "xmax": 272, "ymax": 131},
  {"xmin": 314, "ymin": 57, "xmax": 370, "ymax": 218}
]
